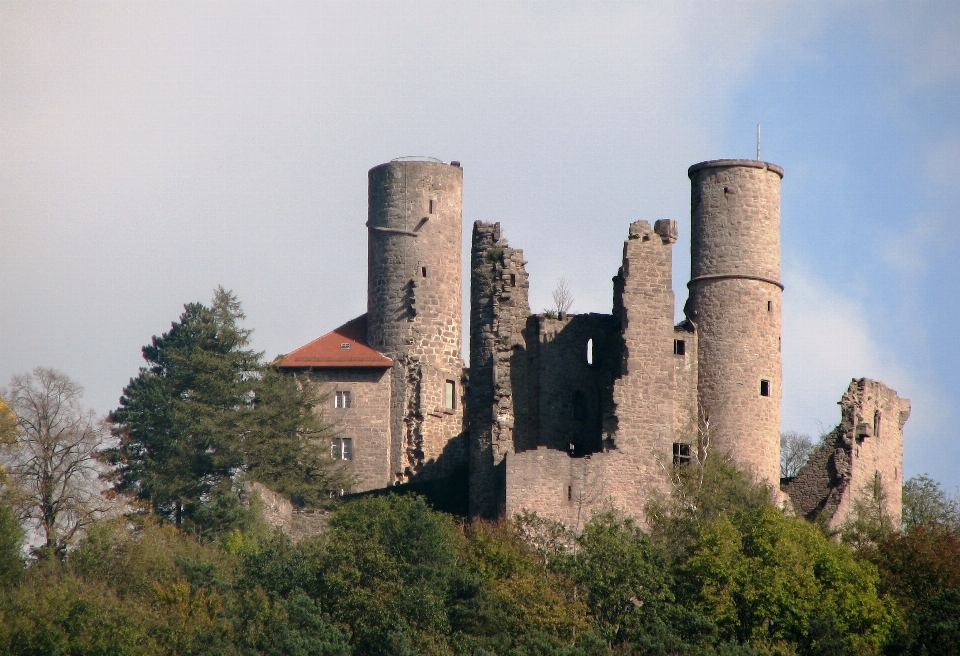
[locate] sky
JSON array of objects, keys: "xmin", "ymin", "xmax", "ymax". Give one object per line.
[{"xmin": 2, "ymin": 2, "xmax": 959, "ymax": 489}]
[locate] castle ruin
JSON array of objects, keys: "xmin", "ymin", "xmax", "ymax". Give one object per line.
[{"xmin": 278, "ymin": 157, "xmax": 909, "ymax": 530}]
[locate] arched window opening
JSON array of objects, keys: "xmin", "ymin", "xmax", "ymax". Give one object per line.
[{"xmin": 586, "ymin": 338, "xmax": 594, "ymax": 365}]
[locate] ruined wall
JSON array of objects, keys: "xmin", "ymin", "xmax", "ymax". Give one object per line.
[
  {"xmin": 310, "ymin": 368, "xmax": 392, "ymax": 493},
  {"xmin": 686, "ymin": 160, "xmax": 783, "ymax": 489},
  {"xmin": 366, "ymin": 160, "xmax": 465, "ymax": 482},
  {"xmin": 468, "ymin": 221, "xmax": 531, "ymax": 518},
  {"xmin": 500, "ymin": 220, "xmax": 680, "ymax": 525},
  {"xmin": 785, "ymin": 378, "xmax": 910, "ymax": 528},
  {"xmin": 534, "ymin": 313, "xmax": 619, "ymax": 455},
  {"xmin": 249, "ymin": 482, "xmax": 331, "ymax": 543}
]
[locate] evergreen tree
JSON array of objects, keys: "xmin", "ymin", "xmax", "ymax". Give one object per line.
[{"xmin": 106, "ymin": 287, "xmax": 346, "ymax": 536}]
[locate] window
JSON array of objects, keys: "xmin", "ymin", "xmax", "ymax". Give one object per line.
[
  {"xmin": 509, "ymin": 273, "xmax": 516, "ymax": 286},
  {"xmin": 445, "ymin": 380, "xmax": 456, "ymax": 411},
  {"xmin": 421, "ymin": 266, "xmax": 427, "ymax": 278},
  {"xmin": 429, "ymin": 199, "xmax": 435, "ymax": 214},
  {"xmin": 586, "ymin": 338, "xmax": 594, "ymax": 365},
  {"xmin": 767, "ymin": 300, "xmax": 772, "ymax": 312},
  {"xmin": 874, "ymin": 410, "xmax": 882, "ymax": 439},
  {"xmin": 673, "ymin": 339, "xmax": 686, "ymax": 355},
  {"xmin": 340, "ymin": 342, "xmax": 351, "ymax": 350},
  {"xmin": 673, "ymin": 442, "xmax": 692, "ymax": 466},
  {"xmin": 760, "ymin": 379, "xmax": 770, "ymax": 397},
  {"xmin": 335, "ymin": 391, "xmax": 352, "ymax": 408},
  {"xmin": 331, "ymin": 437, "xmax": 353, "ymax": 460}
]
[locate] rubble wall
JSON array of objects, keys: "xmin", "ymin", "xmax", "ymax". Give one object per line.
[
  {"xmin": 468, "ymin": 221, "xmax": 531, "ymax": 518},
  {"xmin": 785, "ymin": 378, "xmax": 910, "ymax": 528}
]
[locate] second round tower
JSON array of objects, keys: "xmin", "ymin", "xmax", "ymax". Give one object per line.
[{"xmin": 686, "ymin": 159, "xmax": 784, "ymax": 489}]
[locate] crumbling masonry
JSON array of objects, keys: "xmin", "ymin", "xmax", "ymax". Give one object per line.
[{"xmin": 279, "ymin": 157, "xmax": 909, "ymax": 531}]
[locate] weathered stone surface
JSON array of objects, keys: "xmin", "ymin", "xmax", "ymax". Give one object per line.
[
  {"xmin": 367, "ymin": 161, "xmax": 466, "ymax": 483},
  {"xmin": 784, "ymin": 378, "xmax": 910, "ymax": 528}
]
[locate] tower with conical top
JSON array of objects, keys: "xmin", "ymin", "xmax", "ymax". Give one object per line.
[
  {"xmin": 686, "ymin": 159, "xmax": 783, "ymax": 489},
  {"xmin": 366, "ymin": 158, "xmax": 465, "ymax": 483}
]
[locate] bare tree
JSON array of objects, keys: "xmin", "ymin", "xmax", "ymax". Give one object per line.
[
  {"xmin": 1, "ymin": 368, "xmax": 107, "ymax": 556},
  {"xmin": 780, "ymin": 431, "xmax": 815, "ymax": 479},
  {"xmin": 552, "ymin": 278, "xmax": 574, "ymax": 315}
]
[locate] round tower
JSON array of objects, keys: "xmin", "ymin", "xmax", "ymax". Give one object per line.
[
  {"xmin": 367, "ymin": 158, "xmax": 464, "ymax": 481},
  {"xmin": 686, "ymin": 159, "xmax": 783, "ymax": 488}
]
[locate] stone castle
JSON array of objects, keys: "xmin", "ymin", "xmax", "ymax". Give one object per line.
[{"xmin": 278, "ymin": 157, "xmax": 910, "ymax": 529}]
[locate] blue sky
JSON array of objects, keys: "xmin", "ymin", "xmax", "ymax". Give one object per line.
[{"xmin": 2, "ymin": 2, "xmax": 958, "ymax": 488}]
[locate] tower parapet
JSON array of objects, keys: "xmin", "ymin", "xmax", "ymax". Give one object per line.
[{"xmin": 686, "ymin": 159, "xmax": 783, "ymax": 489}]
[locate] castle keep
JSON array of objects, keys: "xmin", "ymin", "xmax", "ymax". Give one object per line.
[{"xmin": 279, "ymin": 157, "xmax": 909, "ymax": 529}]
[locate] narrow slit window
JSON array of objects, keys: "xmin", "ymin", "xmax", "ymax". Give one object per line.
[
  {"xmin": 568, "ymin": 486, "xmax": 572, "ymax": 501},
  {"xmin": 673, "ymin": 339, "xmax": 686, "ymax": 355},
  {"xmin": 444, "ymin": 380, "xmax": 456, "ymax": 411},
  {"xmin": 874, "ymin": 410, "xmax": 882, "ymax": 439},
  {"xmin": 335, "ymin": 391, "xmax": 352, "ymax": 408},
  {"xmin": 428, "ymin": 199, "xmax": 434, "ymax": 214},
  {"xmin": 673, "ymin": 442, "xmax": 692, "ymax": 466},
  {"xmin": 767, "ymin": 300, "xmax": 772, "ymax": 312},
  {"xmin": 422, "ymin": 266, "xmax": 427, "ymax": 278},
  {"xmin": 586, "ymin": 338, "xmax": 594, "ymax": 365},
  {"xmin": 760, "ymin": 379, "xmax": 770, "ymax": 397},
  {"xmin": 509, "ymin": 273, "xmax": 516, "ymax": 286}
]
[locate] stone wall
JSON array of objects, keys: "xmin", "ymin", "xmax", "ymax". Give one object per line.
[
  {"xmin": 496, "ymin": 220, "xmax": 680, "ymax": 526},
  {"xmin": 784, "ymin": 378, "xmax": 910, "ymax": 528},
  {"xmin": 468, "ymin": 221, "xmax": 531, "ymax": 518},
  {"xmin": 310, "ymin": 368, "xmax": 392, "ymax": 493},
  {"xmin": 366, "ymin": 160, "xmax": 465, "ymax": 482},
  {"xmin": 686, "ymin": 160, "xmax": 783, "ymax": 489},
  {"xmin": 248, "ymin": 482, "xmax": 331, "ymax": 543}
]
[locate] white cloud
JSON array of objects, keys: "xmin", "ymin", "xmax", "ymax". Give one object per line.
[{"xmin": 781, "ymin": 268, "xmax": 950, "ymax": 475}]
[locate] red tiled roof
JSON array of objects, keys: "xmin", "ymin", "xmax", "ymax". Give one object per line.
[{"xmin": 278, "ymin": 314, "xmax": 392, "ymax": 368}]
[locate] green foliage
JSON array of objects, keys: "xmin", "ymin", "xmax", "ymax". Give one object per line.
[
  {"xmin": 107, "ymin": 287, "xmax": 346, "ymax": 540},
  {"xmin": 107, "ymin": 287, "xmax": 261, "ymax": 533},
  {"xmin": 680, "ymin": 507, "xmax": 897, "ymax": 654},
  {"xmin": 901, "ymin": 473, "xmax": 960, "ymax": 529},
  {"xmin": 839, "ymin": 471, "xmax": 896, "ymax": 549},
  {"xmin": 318, "ymin": 494, "xmax": 460, "ymax": 654},
  {"xmin": 868, "ymin": 523, "xmax": 960, "ymax": 655},
  {"xmin": 567, "ymin": 511, "xmax": 690, "ymax": 654},
  {"xmin": 0, "ymin": 502, "xmax": 24, "ymax": 586},
  {"xmin": 646, "ymin": 457, "xmax": 772, "ymax": 560},
  {"xmin": 245, "ymin": 367, "xmax": 351, "ymax": 508}
]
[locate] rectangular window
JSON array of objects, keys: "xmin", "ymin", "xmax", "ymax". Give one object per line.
[
  {"xmin": 335, "ymin": 391, "xmax": 352, "ymax": 408},
  {"xmin": 760, "ymin": 379, "xmax": 770, "ymax": 397},
  {"xmin": 331, "ymin": 437, "xmax": 353, "ymax": 460},
  {"xmin": 445, "ymin": 380, "xmax": 456, "ymax": 411},
  {"xmin": 673, "ymin": 442, "xmax": 692, "ymax": 466},
  {"xmin": 673, "ymin": 339, "xmax": 686, "ymax": 355},
  {"xmin": 429, "ymin": 199, "xmax": 434, "ymax": 214},
  {"xmin": 767, "ymin": 300, "xmax": 773, "ymax": 312}
]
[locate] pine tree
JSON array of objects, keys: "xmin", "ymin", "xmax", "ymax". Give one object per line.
[{"xmin": 107, "ymin": 288, "xmax": 262, "ymax": 531}]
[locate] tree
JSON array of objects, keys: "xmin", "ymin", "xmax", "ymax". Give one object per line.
[
  {"xmin": 552, "ymin": 278, "xmax": 574, "ymax": 315},
  {"xmin": 779, "ymin": 431, "xmax": 814, "ymax": 479},
  {"xmin": 107, "ymin": 288, "xmax": 259, "ymax": 531},
  {"xmin": 243, "ymin": 367, "xmax": 350, "ymax": 508},
  {"xmin": 1, "ymin": 368, "xmax": 106, "ymax": 557},
  {"xmin": 0, "ymin": 397, "xmax": 17, "ymax": 448},
  {"xmin": 902, "ymin": 473, "xmax": 960, "ymax": 529},
  {"xmin": 106, "ymin": 287, "xmax": 346, "ymax": 537}
]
